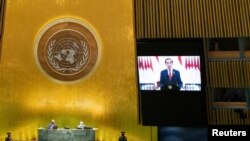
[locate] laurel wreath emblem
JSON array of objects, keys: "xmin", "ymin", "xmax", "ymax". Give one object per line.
[{"xmin": 47, "ymin": 40, "xmax": 89, "ymax": 73}]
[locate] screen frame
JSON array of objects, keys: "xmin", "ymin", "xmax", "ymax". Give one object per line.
[{"xmin": 136, "ymin": 38, "xmax": 207, "ymax": 126}]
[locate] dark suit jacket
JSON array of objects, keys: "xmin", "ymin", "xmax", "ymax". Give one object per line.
[
  {"xmin": 5, "ymin": 137, "xmax": 13, "ymax": 141},
  {"xmin": 160, "ymin": 69, "xmax": 183, "ymax": 90},
  {"xmin": 119, "ymin": 136, "xmax": 127, "ymax": 141}
]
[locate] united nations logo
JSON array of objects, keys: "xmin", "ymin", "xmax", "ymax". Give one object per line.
[
  {"xmin": 35, "ymin": 18, "xmax": 101, "ymax": 82},
  {"xmin": 47, "ymin": 39, "xmax": 89, "ymax": 73}
]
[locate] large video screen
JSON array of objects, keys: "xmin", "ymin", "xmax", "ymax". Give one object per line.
[
  {"xmin": 136, "ymin": 39, "xmax": 207, "ymax": 126},
  {"xmin": 138, "ymin": 56, "xmax": 201, "ymax": 91}
]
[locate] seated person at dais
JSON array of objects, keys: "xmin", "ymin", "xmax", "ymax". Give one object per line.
[
  {"xmin": 77, "ymin": 121, "xmax": 86, "ymax": 129},
  {"xmin": 48, "ymin": 119, "xmax": 58, "ymax": 129}
]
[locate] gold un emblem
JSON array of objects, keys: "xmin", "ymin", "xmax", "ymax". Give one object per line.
[{"xmin": 35, "ymin": 18, "xmax": 101, "ymax": 82}]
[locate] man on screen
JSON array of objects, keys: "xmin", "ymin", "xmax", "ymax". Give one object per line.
[{"xmin": 160, "ymin": 58, "xmax": 183, "ymax": 90}]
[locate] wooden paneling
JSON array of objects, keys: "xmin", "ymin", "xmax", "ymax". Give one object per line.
[
  {"xmin": 134, "ymin": 0, "xmax": 250, "ymax": 38},
  {"xmin": 207, "ymin": 59, "xmax": 250, "ymax": 87},
  {"xmin": 134, "ymin": 0, "xmax": 250, "ymax": 125}
]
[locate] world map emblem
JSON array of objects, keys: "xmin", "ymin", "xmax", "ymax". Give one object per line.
[{"xmin": 35, "ymin": 18, "xmax": 101, "ymax": 81}]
